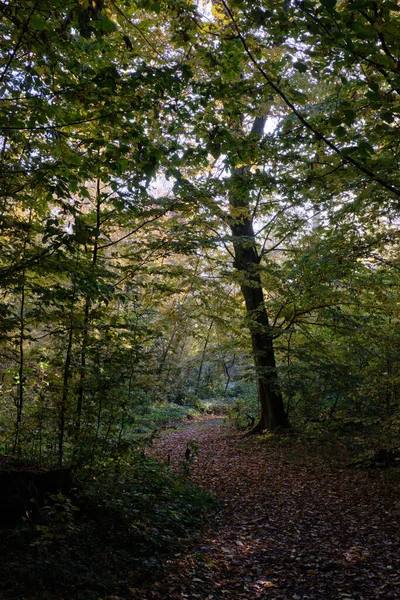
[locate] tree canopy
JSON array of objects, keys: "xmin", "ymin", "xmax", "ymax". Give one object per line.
[{"xmin": 1, "ymin": 0, "xmax": 400, "ymax": 461}]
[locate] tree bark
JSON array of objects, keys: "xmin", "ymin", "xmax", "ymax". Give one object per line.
[
  {"xmin": 59, "ymin": 301, "xmax": 75, "ymax": 468},
  {"xmin": 230, "ymin": 209, "xmax": 289, "ymax": 431},
  {"xmin": 223, "ymin": 355, "xmax": 235, "ymax": 393},
  {"xmin": 196, "ymin": 320, "xmax": 213, "ymax": 392},
  {"xmin": 76, "ymin": 180, "xmax": 101, "ymax": 432},
  {"xmin": 12, "ymin": 209, "xmax": 32, "ymax": 454},
  {"xmin": 228, "ymin": 117, "xmax": 289, "ymax": 432},
  {"xmin": 12, "ymin": 268, "xmax": 26, "ymax": 455}
]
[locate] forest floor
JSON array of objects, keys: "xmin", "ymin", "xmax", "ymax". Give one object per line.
[{"xmin": 135, "ymin": 416, "xmax": 400, "ymax": 600}]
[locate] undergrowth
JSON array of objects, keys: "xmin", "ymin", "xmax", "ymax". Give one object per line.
[{"xmin": 0, "ymin": 453, "xmax": 215, "ymax": 600}]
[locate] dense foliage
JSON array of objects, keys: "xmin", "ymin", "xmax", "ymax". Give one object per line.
[
  {"xmin": 1, "ymin": 3, "xmax": 400, "ymax": 598},
  {"xmin": 0, "ymin": 452, "xmax": 215, "ymax": 599},
  {"xmin": 1, "ymin": 0, "xmax": 400, "ymax": 458}
]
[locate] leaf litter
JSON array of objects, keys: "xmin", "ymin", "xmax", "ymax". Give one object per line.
[{"xmin": 133, "ymin": 416, "xmax": 400, "ymax": 600}]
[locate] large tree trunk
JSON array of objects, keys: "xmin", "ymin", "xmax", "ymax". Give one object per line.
[
  {"xmin": 228, "ymin": 116, "xmax": 289, "ymax": 432},
  {"xmin": 230, "ymin": 209, "xmax": 289, "ymax": 432}
]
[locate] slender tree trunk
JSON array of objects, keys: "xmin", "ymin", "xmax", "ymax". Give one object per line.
[
  {"xmin": 223, "ymin": 355, "xmax": 235, "ymax": 393},
  {"xmin": 59, "ymin": 269, "xmax": 78, "ymax": 467},
  {"xmin": 76, "ymin": 299, "xmax": 89, "ymax": 431},
  {"xmin": 157, "ymin": 326, "xmax": 178, "ymax": 376},
  {"xmin": 168, "ymin": 340, "xmax": 187, "ymax": 402},
  {"xmin": 59, "ymin": 306, "xmax": 74, "ymax": 468},
  {"xmin": 230, "ymin": 214, "xmax": 289, "ymax": 431},
  {"xmin": 196, "ymin": 320, "xmax": 213, "ymax": 391},
  {"xmin": 12, "ymin": 268, "xmax": 26, "ymax": 455},
  {"xmin": 156, "ymin": 327, "xmax": 180, "ymax": 401},
  {"xmin": 228, "ymin": 117, "xmax": 289, "ymax": 432},
  {"xmin": 76, "ymin": 180, "xmax": 101, "ymax": 431},
  {"xmin": 285, "ymin": 330, "xmax": 293, "ymax": 418},
  {"xmin": 12, "ymin": 209, "xmax": 32, "ymax": 454},
  {"xmin": 89, "ymin": 356, "xmax": 103, "ymax": 465}
]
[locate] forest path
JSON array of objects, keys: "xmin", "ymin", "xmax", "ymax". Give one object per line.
[{"xmin": 140, "ymin": 417, "xmax": 400, "ymax": 599}]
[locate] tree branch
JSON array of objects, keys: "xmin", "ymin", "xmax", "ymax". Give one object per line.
[{"xmin": 221, "ymin": 0, "xmax": 400, "ymax": 199}]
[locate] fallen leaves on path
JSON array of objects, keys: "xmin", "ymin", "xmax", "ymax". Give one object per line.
[{"xmin": 135, "ymin": 417, "xmax": 400, "ymax": 599}]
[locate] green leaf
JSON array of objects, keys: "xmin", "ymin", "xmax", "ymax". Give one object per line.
[
  {"xmin": 30, "ymin": 14, "xmax": 47, "ymax": 30},
  {"xmin": 382, "ymin": 111, "xmax": 394, "ymax": 124},
  {"xmin": 340, "ymin": 145, "xmax": 358, "ymax": 156},
  {"xmin": 368, "ymin": 81, "xmax": 380, "ymax": 93},
  {"xmin": 366, "ymin": 91, "xmax": 380, "ymax": 102},
  {"xmin": 358, "ymin": 140, "xmax": 374, "ymax": 155},
  {"xmin": 67, "ymin": 153, "xmax": 81, "ymax": 166},
  {"xmin": 251, "ymin": 7, "xmax": 269, "ymax": 26},
  {"xmin": 320, "ymin": 0, "xmax": 337, "ymax": 9},
  {"xmin": 346, "ymin": 0, "xmax": 373, "ymax": 9},
  {"xmin": 344, "ymin": 110, "xmax": 356, "ymax": 126},
  {"xmin": 335, "ymin": 126, "xmax": 347, "ymax": 138},
  {"xmin": 293, "ymin": 91, "xmax": 308, "ymax": 105},
  {"xmin": 79, "ymin": 187, "xmax": 90, "ymax": 198},
  {"xmin": 293, "ymin": 61, "xmax": 308, "ymax": 73},
  {"xmin": 98, "ymin": 16, "xmax": 117, "ymax": 33}
]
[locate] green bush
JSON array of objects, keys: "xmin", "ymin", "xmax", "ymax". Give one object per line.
[
  {"xmin": 0, "ymin": 453, "xmax": 215, "ymax": 600},
  {"xmin": 226, "ymin": 396, "xmax": 258, "ymax": 428}
]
